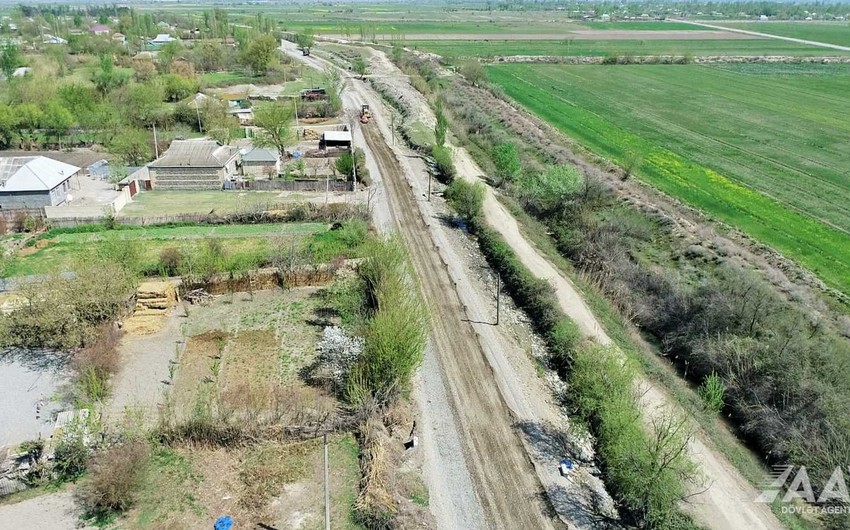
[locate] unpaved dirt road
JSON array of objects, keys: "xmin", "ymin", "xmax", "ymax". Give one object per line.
[
  {"xmin": 358, "ymin": 96, "xmax": 559, "ymax": 530},
  {"xmin": 672, "ymin": 19, "xmax": 850, "ymax": 51},
  {"xmin": 452, "ymin": 153, "xmax": 781, "ymax": 530},
  {"xmin": 355, "ymin": 43, "xmax": 782, "ymax": 530},
  {"xmin": 285, "ymin": 40, "xmax": 577, "ymax": 529}
]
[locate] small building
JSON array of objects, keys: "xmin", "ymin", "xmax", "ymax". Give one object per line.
[
  {"xmin": 319, "ymin": 130, "xmax": 352, "ymax": 150},
  {"xmin": 148, "ymin": 139, "xmax": 240, "ymax": 190},
  {"xmin": 112, "ymin": 32, "xmax": 126, "ymax": 45},
  {"xmin": 241, "ymin": 147, "xmax": 280, "ymax": 178},
  {"xmin": 43, "ymin": 34, "xmax": 67, "ymax": 45},
  {"xmin": 228, "ymin": 108, "xmax": 254, "ymax": 126},
  {"xmin": 0, "ymin": 156, "xmax": 80, "ymax": 209},
  {"xmin": 147, "ymin": 33, "xmax": 176, "ymax": 50},
  {"xmin": 89, "ymin": 24, "xmax": 111, "ymax": 36}
]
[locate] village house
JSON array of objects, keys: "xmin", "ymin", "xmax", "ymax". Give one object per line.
[
  {"xmin": 0, "ymin": 156, "xmax": 80, "ymax": 209},
  {"xmin": 89, "ymin": 24, "xmax": 111, "ymax": 36},
  {"xmin": 148, "ymin": 139, "xmax": 240, "ymax": 190}
]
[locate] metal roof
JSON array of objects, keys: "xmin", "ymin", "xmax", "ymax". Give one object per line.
[
  {"xmin": 0, "ymin": 156, "xmax": 80, "ymax": 192},
  {"xmin": 242, "ymin": 147, "xmax": 279, "ymax": 163},
  {"xmin": 149, "ymin": 140, "xmax": 240, "ymax": 168},
  {"xmin": 322, "ymin": 131, "xmax": 352, "ymax": 142}
]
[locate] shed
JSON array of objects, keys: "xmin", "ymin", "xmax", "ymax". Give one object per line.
[
  {"xmin": 319, "ymin": 131, "xmax": 352, "ymax": 150},
  {"xmin": 149, "ymin": 140, "xmax": 240, "ymax": 190},
  {"xmin": 241, "ymin": 147, "xmax": 280, "ymax": 178},
  {"xmin": 0, "ymin": 156, "xmax": 80, "ymax": 209}
]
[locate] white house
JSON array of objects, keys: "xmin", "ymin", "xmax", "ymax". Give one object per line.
[{"xmin": 0, "ymin": 156, "xmax": 80, "ymax": 209}]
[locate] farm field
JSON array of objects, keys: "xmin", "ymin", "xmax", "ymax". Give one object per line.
[
  {"xmin": 718, "ymin": 21, "xmax": 850, "ymax": 47},
  {"xmin": 410, "ymin": 38, "xmax": 841, "ymax": 58},
  {"xmin": 281, "ymin": 18, "xmax": 581, "ymax": 36},
  {"xmin": 488, "ymin": 62, "xmax": 850, "ymax": 295}
]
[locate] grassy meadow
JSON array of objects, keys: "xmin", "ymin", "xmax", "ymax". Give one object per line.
[
  {"xmin": 6, "ymin": 222, "xmax": 369, "ymax": 277},
  {"xmin": 488, "ymin": 62, "xmax": 850, "ymax": 295}
]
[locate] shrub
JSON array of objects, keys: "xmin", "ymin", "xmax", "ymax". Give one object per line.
[
  {"xmin": 53, "ymin": 429, "xmax": 90, "ymax": 481},
  {"xmin": 158, "ymin": 246, "xmax": 185, "ymax": 276},
  {"xmin": 76, "ymin": 441, "xmax": 150, "ymax": 521},
  {"xmin": 547, "ymin": 318, "xmax": 581, "ymax": 376},
  {"xmin": 445, "ymin": 179, "xmax": 485, "ymax": 223},
  {"xmin": 698, "ymin": 372, "xmax": 725, "ymax": 414},
  {"xmin": 348, "ymin": 237, "xmax": 428, "ymax": 406},
  {"xmin": 430, "ymin": 144, "xmax": 456, "ymax": 181},
  {"xmin": 492, "ymin": 142, "xmax": 522, "ymax": 185}
]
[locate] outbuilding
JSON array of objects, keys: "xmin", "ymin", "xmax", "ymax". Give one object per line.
[
  {"xmin": 0, "ymin": 156, "xmax": 80, "ymax": 209},
  {"xmin": 241, "ymin": 147, "xmax": 280, "ymax": 179},
  {"xmin": 319, "ymin": 130, "xmax": 352, "ymax": 150}
]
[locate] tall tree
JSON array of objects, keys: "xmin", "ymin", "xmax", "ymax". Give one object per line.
[
  {"xmin": 253, "ymin": 102, "xmax": 294, "ymax": 156},
  {"xmin": 240, "ymin": 35, "xmax": 278, "ymax": 75},
  {"xmin": 0, "ymin": 43, "xmax": 21, "ymax": 79},
  {"xmin": 295, "ymin": 31, "xmax": 315, "ymax": 56}
]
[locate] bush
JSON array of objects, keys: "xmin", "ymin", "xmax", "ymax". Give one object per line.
[
  {"xmin": 76, "ymin": 441, "xmax": 150, "ymax": 521},
  {"xmin": 430, "ymin": 144, "xmax": 456, "ymax": 181},
  {"xmin": 53, "ymin": 429, "xmax": 90, "ymax": 481},
  {"xmin": 547, "ymin": 318, "xmax": 581, "ymax": 376},
  {"xmin": 570, "ymin": 344, "xmax": 697, "ymax": 528},
  {"xmin": 698, "ymin": 372, "xmax": 725, "ymax": 414},
  {"xmin": 348, "ymin": 237, "xmax": 428, "ymax": 406},
  {"xmin": 445, "ymin": 179, "xmax": 485, "ymax": 223},
  {"xmin": 158, "ymin": 246, "xmax": 185, "ymax": 277}
]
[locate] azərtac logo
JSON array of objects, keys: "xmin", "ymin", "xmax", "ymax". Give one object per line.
[{"xmin": 756, "ymin": 465, "xmax": 850, "ymax": 515}]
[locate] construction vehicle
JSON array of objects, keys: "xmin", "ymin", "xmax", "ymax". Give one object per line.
[{"xmin": 360, "ymin": 104, "xmax": 372, "ymax": 124}]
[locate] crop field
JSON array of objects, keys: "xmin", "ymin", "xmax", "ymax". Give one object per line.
[
  {"xmin": 718, "ymin": 21, "xmax": 850, "ymax": 47},
  {"xmin": 409, "ymin": 38, "xmax": 839, "ymax": 58},
  {"xmin": 488, "ymin": 63, "xmax": 850, "ymax": 295},
  {"xmin": 280, "ymin": 18, "xmax": 580, "ymax": 35}
]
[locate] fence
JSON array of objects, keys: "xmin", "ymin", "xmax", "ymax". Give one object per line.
[{"xmin": 246, "ymin": 179, "xmax": 353, "ymax": 192}]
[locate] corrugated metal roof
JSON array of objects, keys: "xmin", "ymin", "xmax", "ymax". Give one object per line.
[
  {"xmin": 0, "ymin": 156, "xmax": 80, "ymax": 192},
  {"xmin": 149, "ymin": 140, "xmax": 240, "ymax": 168},
  {"xmin": 242, "ymin": 147, "xmax": 279, "ymax": 163},
  {"xmin": 322, "ymin": 131, "xmax": 352, "ymax": 142}
]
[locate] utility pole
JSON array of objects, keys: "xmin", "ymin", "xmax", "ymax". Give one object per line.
[
  {"xmin": 152, "ymin": 123, "xmax": 159, "ymax": 158},
  {"xmin": 323, "ymin": 433, "xmax": 331, "ymax": 530},
  {"xmin": 495, "ymin": 273, "xmax": 501, "ymax": 326},
  {"xmin": 351, "ymin": 146, "xmax": 357, "ymax": 193},
  {"xmin": 194, "ymin": 99, "xmax": 202, "ymax": 132}
]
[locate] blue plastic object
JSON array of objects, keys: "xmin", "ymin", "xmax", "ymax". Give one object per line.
[{"xmin": 214, "ymin": 515, "xmax": 234, "ymax": 530}]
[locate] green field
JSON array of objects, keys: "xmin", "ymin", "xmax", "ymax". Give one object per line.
[
  {"xmin": 281, "ymin": 19, "xmax": 580, "ymax": 35},
  {"xmin": 488, "ymin": 63, "xmax": 850, "ymax": 295},
  {"xmin": 719, "ymin": 21, "xmax": 850, "ymax": 47},
  {"xmin": 8, "ymin": 223, "xmax": 325, "ymax": 276},
  {"xmin": 577, "ymin": 21, "xmax": 702, "ymax": 30},
  {"xmin": 409, "ymin": 38, "xmax": 843, "ymax": 58}
]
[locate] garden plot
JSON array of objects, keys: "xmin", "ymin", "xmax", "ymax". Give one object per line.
[
  {"xmin": 121, "ymin": 287, "xmax": 361, "ymax": 528},
  {"xmin": 168, "ymin": 288, "xmax": 330, "ymax": 422}
]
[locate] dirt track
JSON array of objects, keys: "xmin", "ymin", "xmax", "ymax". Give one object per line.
[
  {"xmin": 349, "ymin": 42, "xmax": 782, "ymax": 529},
  {"xmin": 359, "ymin": 111, "xmax": 558, "ymax": 530}
]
